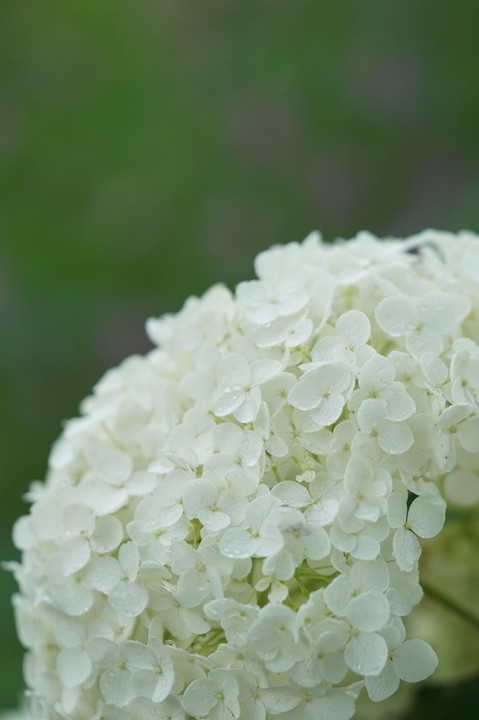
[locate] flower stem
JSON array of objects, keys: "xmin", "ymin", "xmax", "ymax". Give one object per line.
[{"xmin": 420, "ymin": 574, "xmax": 479, "ymax": 630}]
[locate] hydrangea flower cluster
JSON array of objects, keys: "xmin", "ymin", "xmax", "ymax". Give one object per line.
[{"xmin": 11, "ymin": 230, "xmax": 479, "ymax": 720}]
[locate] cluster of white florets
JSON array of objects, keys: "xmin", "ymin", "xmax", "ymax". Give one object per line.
[{"xmin": 11, "ymin": 230, "xmax": 479, "ymax": 720}]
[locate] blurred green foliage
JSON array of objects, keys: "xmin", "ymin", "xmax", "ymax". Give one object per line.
[{"xmin": 1, "ymin": 0, "xmax": 479, "ymax": 713}]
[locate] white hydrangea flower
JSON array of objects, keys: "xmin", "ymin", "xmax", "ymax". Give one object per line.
[
  {"xmin": 10, "ymin": 230, "xmax": 479, "ymax": 720},
  {"xmin": 235, "ymin": 670, "xmax": 267, "ymax": 720},
  {"xmin": 375, "ymin": 291, "xmax": 469, "ymax": 358},
  {"xmin": 388, "ymin": 491, "xmax": 446, "ymax": 572},
  {"xmin": 288, "ymin": 362, "xmax": 353, "ymax": 426},
  {"xmin": 261, "ymin": 681, "xmax": 356, "ymax": 720},
  {"xmin": 364, "ymin": 622, "xmax": 438, "ymax": 702},
  {"xmin": 247, "ymin": 603, "xmax": 309, "ymax": 672},
  {"xmin": 182, "ymin": 668, "xmax": 240, "ymax": 720}
]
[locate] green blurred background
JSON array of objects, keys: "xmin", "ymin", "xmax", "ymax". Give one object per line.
[{"xmin": 1, "ymin": 0, "xmax": 479, "ymax": 715}]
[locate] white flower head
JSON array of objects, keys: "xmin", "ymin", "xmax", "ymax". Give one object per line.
[{"xmin": 11, "ymin": 229, "xmax": 479, "ymax": 719}]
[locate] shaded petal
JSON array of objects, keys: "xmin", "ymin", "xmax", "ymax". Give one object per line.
[
  {"xmin": 407, "ymin": 494, "xmax": 445, "ymax": 538},
  {"xmin": 393, "ymin": 639, "xmax": 438, "ymax": 682},
  {"xmin": 457, "ymin": 417, "xmax": 479, "ymax": 453},
  {"xmin": 365, "ymin": 659, "xmax": 399, "ymax": 702},
  {"xmin": 393, "ymin": 527, "xmax": 421, "ymax": 572},
  {"xmin": 57, "ymin": 646, "xmax": 91, "ymax": 688}
]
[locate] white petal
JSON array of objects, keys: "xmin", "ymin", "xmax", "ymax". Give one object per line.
[
  {"xmin": 406, "ymin": 327, "xmax": 442, "ymax": 358},
  {"xmin": 204, "ymin": 598, "xmax": 238, "ymax": 621},
  {"xmin": 285, "ymin": 317, "xmax": 313, "ymax": 348},
  {"xmin": 62, "ymin": 684, "xmax": 80, "ymax": 712},
  {"xmin": 259, "ymin": 686, "xmax": 301, "ymax": 714},
  {"xmin": 346, "ymin": 592, "xmax": 390, "ymax": 632},
  {"xmin": 215, "ymin": 389, "xmax": 245, "ymax": 417},
  {"xmin": 300, "ymin": 426, "xmax": 332, "ymax": 455},
  {"xmin": 271, "ymin": 481, "xmax": 310, "ymax": 508},
  {"xmin": 365, "ymin": 659, "xmax": 399, "ymax": 702},
  {"xmin": 182, "ymin": 678, "xmax": 217, "ymax": 716},
  {"xmin": 91, "ymin": 515, "xmax": 124, "ymax": 554},
  {"xmin": 444, "ymin": 467, "xmax": 479, "ymax": 506},
  {"xmin": 393, "ymin": 527, "xmax": 421, "ymax": 572},
  {"xmin": 457, "ymin": 417, "xmax": 479, "ymax": 452},
  {"xmin": 417, "ymin": 291, "xmax": 458, "ymax": 332},
  {"xmin": 250, "ymin": 358, "xmax": 282, "ymax": 384},
  {"xmin": 219, "ymin": 528, "xmax": 256, "ymax": 559},
  {"xmin": 55, "ymin": 580, "xmax": 93, "ymax": 616},
  {"xmin": 421, "ymin": 353, "xmax": 448, "ymax": 386},
  {"xmin": 100, "ymin": 668, "xmax": 133, "ymax": 706},
  {"xmin": 357, "ymin": 398, "xmax": 386, "ymax": 432},
  {"xmin": 86, "ymin": 637, "xmax": 118, "ymax": 667},
  {"xmin": 393, "ymin": 639, "xmax": 438, "ymax": 682},
  {"xmin": 381, "ymin": 383, "xmax": 416, "ymax": 421},
  {"xmin": 55, "ymin": 537, "xmax": 91, "ymax": 577},
  {"xmin": 128, "ymin": 471, "xmax": 156, "ymax": 495},
  {"xmin": 387, "ymin": 492, "xmax": 407, "ymax": 529},
  {"xmin": 386, "ymin": 588, "xmax": 414, "ymax": 616},
  {"xmin": 310, "ymin": 688, "xmax": 355, "ymax": 720},
  {"xmin": 322, "ymin": 652, "xmax": 348, "ymax": 685},
  {"xmin": 57, "ymin": 646, "xmax": 91, "ymax": 688},
  {"xmin": 267, "ymin": 434, "xmax": 289, "ymax": 457},
  {"xmin": 109, "ymin": 581, "xmax": 148, "ymax": 617},
  {"xmin": 102, "ymin": 705, "xmax": 130, "ymax": 720},
  {"xmin": 119, "ymin": 541, "xmax": 140, "ymax": 579},
  {"xmin": 234, "ymin": 388, "xmax": 261, "ymax": 423},
  {"xmin": 336, "ymin": 310, "xmax": 371, "ymax": 347},
  {"xmin": 375, "ymin": 295, "xmax": 415, "ymax": 336},
  {"xmin": 378, "ymin": 421, "xmax": 414, "ymax": 455},
  {"xmin": 439, "ymin": 403, "xmax": 472, "ymax": 428},
  {"xmin": 124, "ymin": 641, "xmax": 155, "ymax": 670},
  {"xmin": 311, "ymin": 394, "xmax": 345, "ymax": 426},
  {"xmin": 344, "ymin": 631, "xmax": 388, "ymax": 676},
  {"xmin": 128, "ymin": 696, "xmax": 185, "ymax": 720},
  {"xmin": 352, "ymin": 531, "xmax": 382, "ymax": 561},
  {"xmin": 407, "ymin": 494, "xmax": 445, "ymax": 538},
  {"xmin": 199, "ymin": 508, "xmax": 231, "ymax": 532},
  {"xmin": 288, "ymin": 379, "xmax": 321, "ymax": 411},
  {"xmin": 329, "ymin": 524, "xmax": 356, "ymax": 553},
  {"xmin": 61, "ymin": 503, "xmax": 95, "ymax": 537},
  {"xmin": 217, "ymin": 354, "xmax": 249, "ymax": 389},
  {"xmin": 96, "ymin": 451, "xmax": 133, "ymax": 486},
  {"xmin": 344, "ymin": 456, "xmax": 372, "ymax": 492},
  {"xmin": 351, "ymin": 559, "xmax": 389, "ymax": 594},
  {"xmin": 304, "ymin": 526, "xmax": 331, "ymax": 561},
  {"xmin": 12, "ymin": 515, "xmax": 36, "ymax": 550},
  {"xmin": 263, "ymin": 548, "xmax": 295, "ymax": 581},
  {"xmin": 323, "ymin": 576, "xmax": 352, "ymax": 616},
  {"xmin": 81, "ymin": 479, "xmax": 128, "ymax": 516},
  {"xmin": 209, "ymin": 668, "xmax": 239, "ymax": 697},
  {"xmin": 85, "ymin": 556, "xmax": 122, "ymax": 592},
  {"xmin": 132, "ymin": 669, "xmax": 173, "ymax": 704},
  {"xmin": 359, "ymin": 360, "xmax": 396, "ymax": 398}
]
